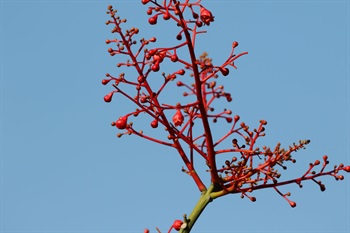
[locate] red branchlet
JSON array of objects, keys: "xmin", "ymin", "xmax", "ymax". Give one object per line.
[{"xmin": 103, "ymin": 0, "xmax": 349, "ymax": 213}]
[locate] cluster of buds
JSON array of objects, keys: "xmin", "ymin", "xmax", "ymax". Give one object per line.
[{"xmin": 103, "ymin": 1, "xmax": 349, "ymax": 232}]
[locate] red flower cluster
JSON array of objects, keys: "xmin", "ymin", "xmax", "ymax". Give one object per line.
[{"xmin": 102, "ymin": 1, "xmax": 349, "ymax": 233}]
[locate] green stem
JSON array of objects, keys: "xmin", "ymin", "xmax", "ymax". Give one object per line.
[{"xmin": 179, "ymin": 184, "xmax": 215, "ymax": 233}]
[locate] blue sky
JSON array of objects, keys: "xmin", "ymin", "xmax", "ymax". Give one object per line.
[{"xmin": 1, "ymin": 0, "xmax": 349, "ymax": 233}]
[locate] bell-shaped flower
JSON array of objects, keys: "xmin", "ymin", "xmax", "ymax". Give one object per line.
[
  {"xmin": 200, "ymin": 7, "xmax": 214, "ymax": 26},
  {"xmin": 172, "ymin": 110, "xmax": 184, "ymax": 127}
]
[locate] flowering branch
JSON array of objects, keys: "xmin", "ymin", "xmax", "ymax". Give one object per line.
[{"xmin": 102, "ymin": 1, "xmax": 349, "ymax": 233}]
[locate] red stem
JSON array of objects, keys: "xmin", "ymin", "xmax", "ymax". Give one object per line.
[{"xmin": 175, "ymin": 4, "xmax": 220, "ymax": 185}]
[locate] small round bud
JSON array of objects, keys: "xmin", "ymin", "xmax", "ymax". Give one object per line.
[
  {"xmin": 343, "ymin": 166, "xmax": 350, "ymax": 172},
  {"xmin": 171, "ymin": 54, "xmax": 178, "ymax": 62},
  {"xmin": 219, "ymin": 67, "xmax": 229, "ymax": 76},
  {"xmin": 260, "ymin": 119, "xmax": 267, "ymax": 125},
  {"xmin": 320, "ymin": 184, "xmax": 326, "ymax": 191},
  {"xmin": 140, "ymin": 96, "xmax": 148, "ymax": 103},
  {"xmin": 232, "ymin": 41, "xmax": 239, "ymax": 48},
  {"xmin": 104, "ymin": 92, "xmax": 114, "ymax": 102},
  {"xmin": 177, "ymin": 81, "xmax": 184, "ymax": 86},
  {"xmin": 232, "ymin": 138, "xmax": 238, "ymax": 145},
  {"xmin": 102, "ymin": 79, "xmax": 111, "ymax": 85},
  {"xmin": 148, "ymin": 49, "xmax": 157, "ymax": 56},
  {"xmin": 151, "ymin": 63, "xmax": 160, "ymax": 72},
  {"xmin": 115, "ymin": 116, "xmax": 128, "ymax": 129},
  {"xmin": 177, "ymin": 69, "xmax": 185, "ymax": 75},
  {"xmin": 138, "ymin": 75, "xmax": 145, "ymax": 83},
  {"xmin": 172, "ymin": 220, "xmax": 183, "ymax": 231},
  {"xmin": 148, "ymin": 15, "xmax": 158, "ymax": 25},
  {"xmin": 151, "ymin": 119, "xmax": 158, "ymax": 128},
  {"xmin": 149, "ymin": 37, "xmax": 157, "ymax": 42},
  {"xmin": 289, "ymin": 201, "xmax": 297, "ymax": 208},
  {"xmin": 163, "ymin": 12, "xmax": 171, "ymax": 20},
  {"xmin": 196, "ymin": 21, "xmax": 203, "ymax": 27}
]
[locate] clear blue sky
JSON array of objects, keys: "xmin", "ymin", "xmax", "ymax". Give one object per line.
[{"xmin": 1, "ymin": 0, "xmax": 349, "ymax": 233}]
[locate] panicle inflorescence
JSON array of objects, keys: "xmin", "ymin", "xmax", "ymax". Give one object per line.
[{"xmin": 103, "ymin": 1, "xmax": 349, "ymax": 232}]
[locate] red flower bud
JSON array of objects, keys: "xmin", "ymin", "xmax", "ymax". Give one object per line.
[
  {"xmin": 289, "ymin": 201, "xmax": 296, "ymax": 208},
  {"xmin": 138, "ymin": 75, "xmax": 145, "ymax": 83},
  {"xmin": 115, "ymin": 116, "xmax": 128, "ymax": 129},
  {"xmin": 172, "ymin": 110, "xmax": 184, "ymax": 127},
  {"xmin": 177, "ymin": 69, "xmax": 185, "ymax": 75},
  {"xmin": 172, "ymin": 220, "xmax": 183, "ymax": 231},
  {"xmin": 141, "ymin": 0, "xmax": 150, "ymax": 5},
  {"xmin": 104, "ymin": 92, "xmax": 114, "ymax": 102},
  {"xmin": 232, "ymin": 41, "xmax": 239, "ymax": 48},
  {"xmin": 196, "ymin": 21, "xmax": 203, "ymax": 27},
  {"xmin": 219, "ymin": 67, "xmax": 229, "ymax": 76},
  {"xmin": 148, "ymin": 49, "xmax": 157, "ymax": 56},
  {"xmin": 177, "ymin": 81, "xmax": 184, "ymax": 86},
  {"xmin": 144, "ymin": 229, "xmax": 150, "ymax": 233},
  {"xmin": 148, "ymin": 15, "xmax": 158, "ymax": 25},
  {"xmin": 343, "ymin": 166, "xmax": 350, "ymax": 172},
  {"xmin": 200, "ymin": 7, "xmax": 214, "ymax": 26},
  {"xmin": 163, "ymin": 12, "xmax": 171, "ymax": 20},
  {"xmin": 171, "ymin": 54, "xmax": 178, "ymax": 62},
  {"xmin": 151, "ymin": 119, "xmax": 158, "ymax": 128},
  {"xmin": 151, "ymin": 62, "xmax": 160, "ymax": 72},
  {"xmin": 140, "ymin": 96, "xmax": 148, "ymax": 103},
  {"xmin": 102, "ymin": 79, "xmax": 111, "ymax": 85},
  {"xmin": 149, "ymin": 37, "xmax": 157, "ymax": 42},
  {"xmin": 153, "ymin": 54, "xmax": 164, "ymax": 63}
]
